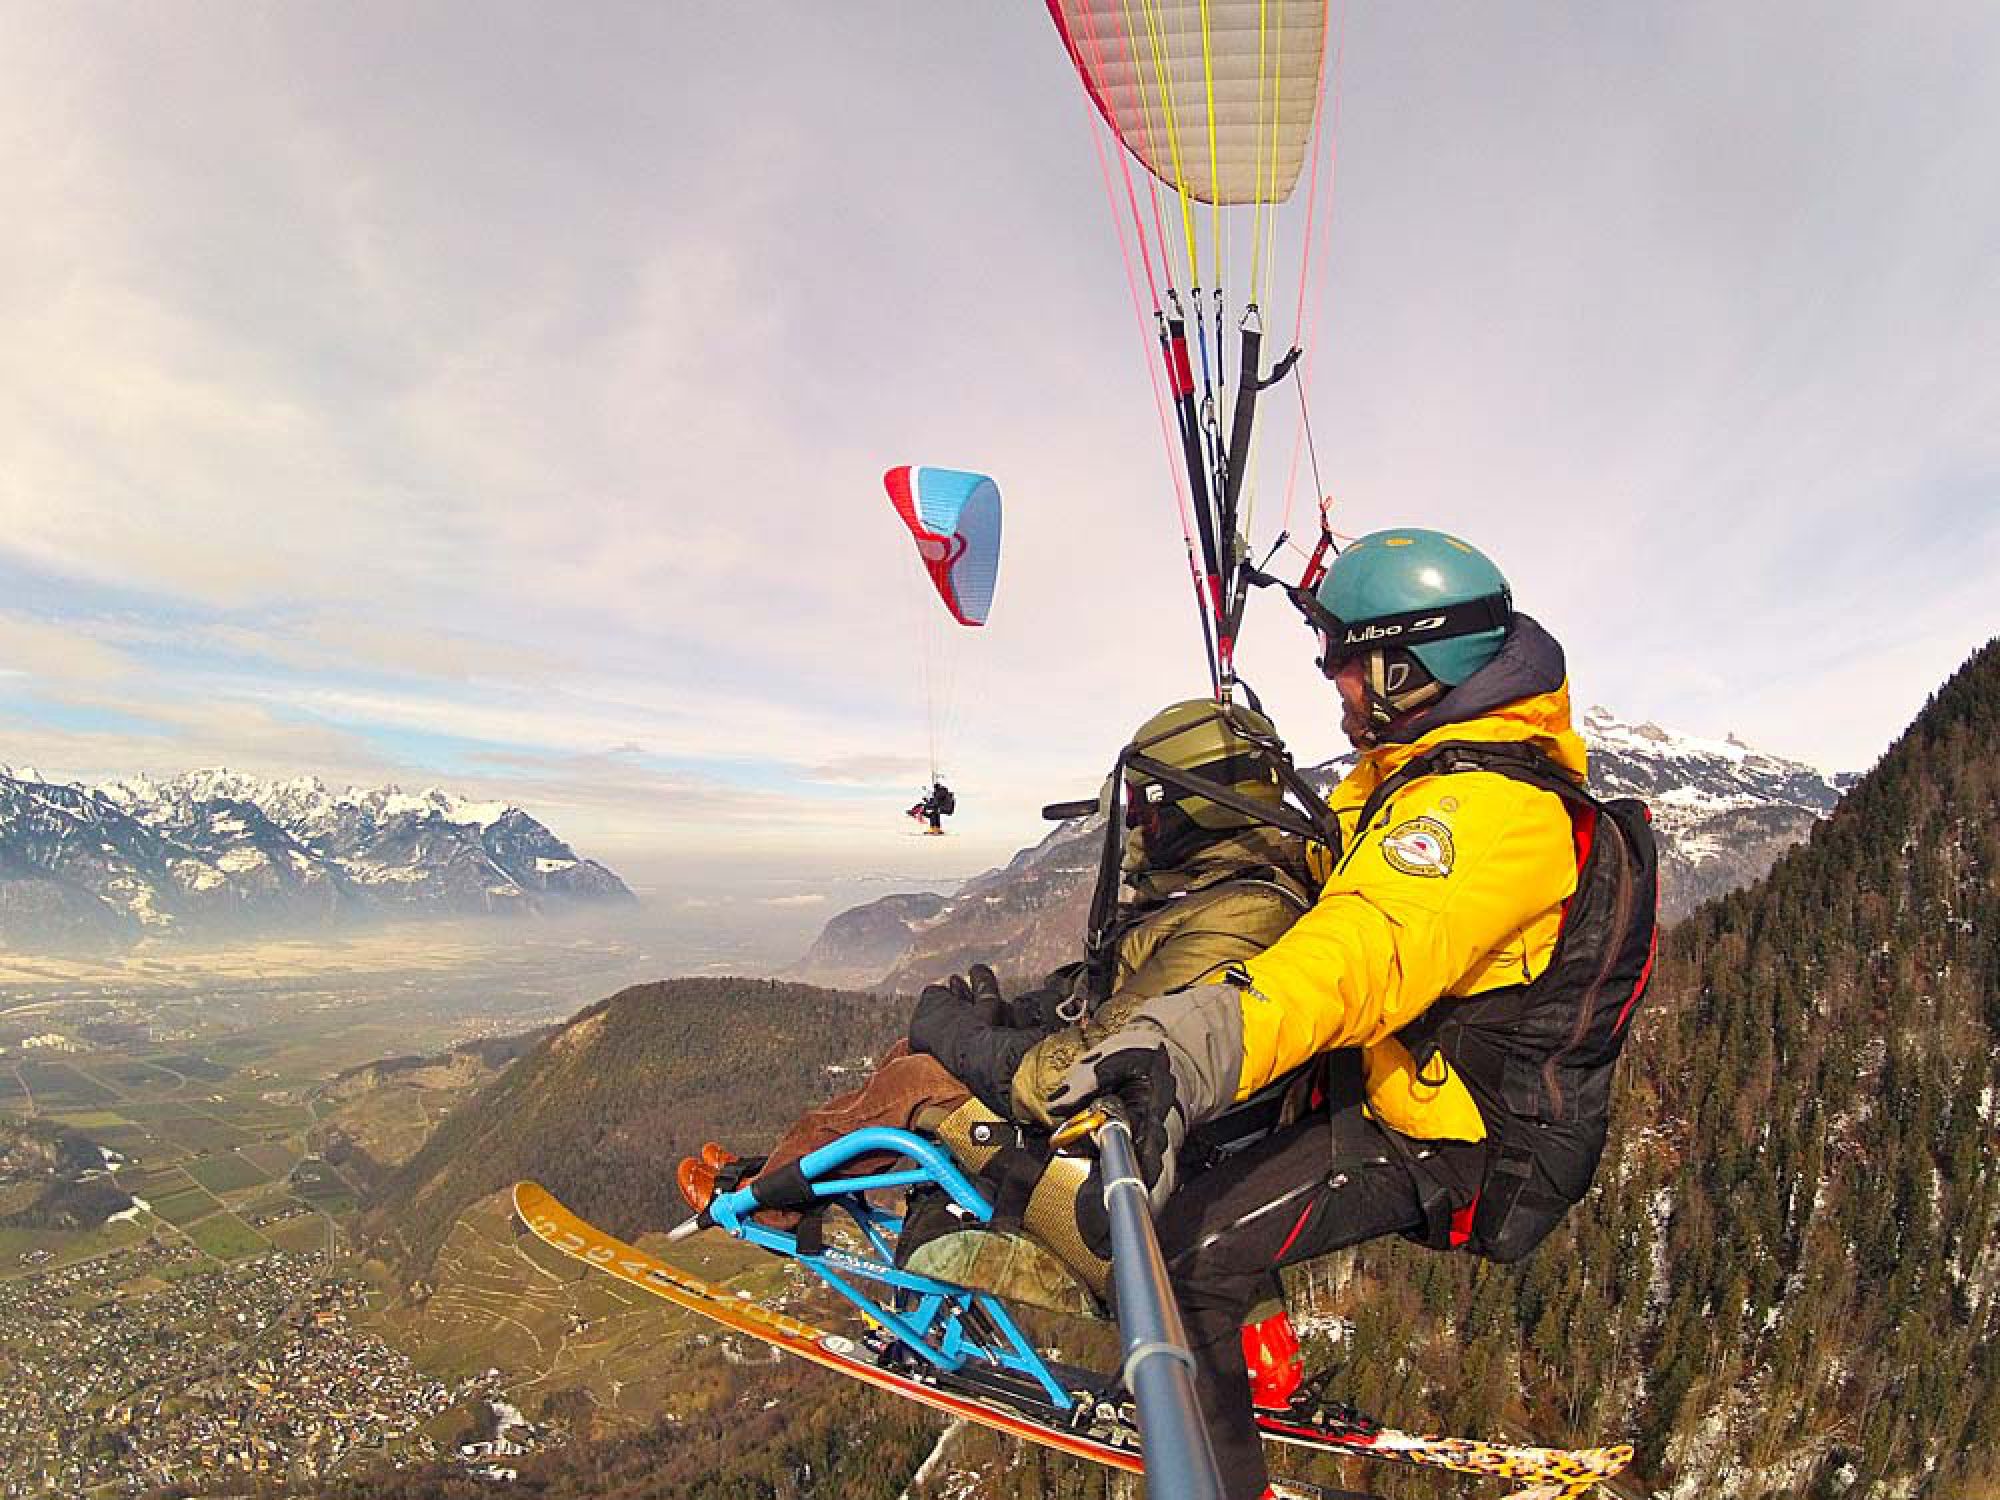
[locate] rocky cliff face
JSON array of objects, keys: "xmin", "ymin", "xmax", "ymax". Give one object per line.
[
  {"xmin": 789, "ymin": 891, "xmax": 951, "ymax": 990},
  {"xmin": 877, "ymin": 818, "xmax": 1106, "ymax": 993},
  {"xmin": 794, "ymin": 709, "xmax": 1852, "ymax": 991},
  {"xmin": 0, "ymin": 767, "xmax": 633, "ymax": 952}
]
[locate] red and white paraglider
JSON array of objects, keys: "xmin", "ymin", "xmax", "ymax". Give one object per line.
[{"xmin": 883, "ymin": 464, "xmax": 1003, "ymax": 832}]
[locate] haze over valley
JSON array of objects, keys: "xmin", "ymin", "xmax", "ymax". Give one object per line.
[{"xmin": 7, "ymin": 677, "xmax": 1986, "ymax": 1498}]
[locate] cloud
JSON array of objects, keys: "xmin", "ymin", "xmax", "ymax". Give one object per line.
[
  {"xmin": 801, "ymin": 755, "xmax": 935, "ymax": 788},
  {"xmin": 0, "ymin": 612, "xmax": 137, "ymax": 684},
  {"xmin": 1, "ymin": 4, "xmax": 1994, "ymax": 870}
]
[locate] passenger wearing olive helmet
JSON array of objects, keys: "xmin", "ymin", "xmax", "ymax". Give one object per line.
[
  {"xmin": 676, "ymin": 698, "xmax": 1315, "ymax": 1312},
  {"xmin": 1111, "ymin": 696, "xmax": 1289, "ymax": 873}
]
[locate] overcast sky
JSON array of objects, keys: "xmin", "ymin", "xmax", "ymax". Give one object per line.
[{"xmin": 3, "ymin": 2, "xmax": 1996, "ymax": 877}]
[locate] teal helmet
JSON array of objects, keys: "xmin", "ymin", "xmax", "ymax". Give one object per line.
[{"xmin": 1313, "ymin": 528, "xmax": 1512, "ymax": 730}]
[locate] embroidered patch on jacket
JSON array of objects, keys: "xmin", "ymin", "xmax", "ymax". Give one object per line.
[{"xmin": 1381, "ymin": 816, "xmax": 1456, "ymax": 877}]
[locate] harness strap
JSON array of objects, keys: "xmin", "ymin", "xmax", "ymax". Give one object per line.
[
  {"xmin": 1366, "ymin": 1122, "xmax": 1477, "ymax": 1252},
  {"xmin": 1124, "ymin": 752, "xmax": 1332, "ymax": 846},
  {"xmin": 1351, "ymin": 739, "xmax": 1580, "ymax": 841},
  {"xmin": 1084, "ymin": 727, "xmax": 1339, "ymax": 998},
  {"xmin": 749, "ymin": 1160, "xmax": 819, "ymax": 1212},
  {"xmin": 985, "ymin": 1146, "xmax": 1046, "ymax": 1232}
]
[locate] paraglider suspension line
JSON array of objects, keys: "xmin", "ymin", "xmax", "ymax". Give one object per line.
[{"xmin": 1294, "ymin": 371, "xmax": 1328, "ymax": 531}]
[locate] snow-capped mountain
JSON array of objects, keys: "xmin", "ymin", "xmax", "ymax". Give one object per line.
[
  {"xmin": 793, "ymin": 708, "xmax": 1854, "ymax": 991},
  {"xmin": 1576, "ymin": 707, "xmax": 1852, "ymax": 918},
  {"xmin": 0, "ymin": 768, "xmax": 634, "ymax": 952}
]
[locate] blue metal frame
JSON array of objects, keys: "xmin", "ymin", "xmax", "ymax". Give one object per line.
[{"xmin": 705, "ymin": 1127, "xmax": 1072, "ymax": 1411}]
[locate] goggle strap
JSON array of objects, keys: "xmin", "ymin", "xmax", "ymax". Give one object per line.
[
  {"xmin": 1122, "ymin": 752, "xmax": 1327, "ymax": 846},
  {"xmin": 1324, "ymin": 592, "xmax": 1512, "ymax": 658}
]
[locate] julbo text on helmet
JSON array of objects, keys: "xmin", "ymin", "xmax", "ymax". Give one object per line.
[{"xmin": 1312, "ymin": 529, "xmax": 1512, "ymax": 728}]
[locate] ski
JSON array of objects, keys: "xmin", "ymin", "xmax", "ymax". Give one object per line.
[{"xmin": 514, "ymin": 1182, "xmax": 1633, "ymax": 1496}]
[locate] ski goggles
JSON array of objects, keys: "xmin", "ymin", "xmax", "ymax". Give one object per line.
[
  {"xmin": 1125, "ymin": 780, "xmax": 1165, "ymax": 828},
  {"xmin": 1309, "ymin": 592, "xmax": 1512, "ymax": 678}
]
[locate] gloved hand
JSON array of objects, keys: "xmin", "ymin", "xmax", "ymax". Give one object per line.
[
  {"xmin": 908, "ymin": 965, "xmax": 1001, "ymax": 1041},
  {"xmin": 1041, "ymin": 982, "xmax": 1247, "ymax": 1208},
  {"xmin": 906, "ymin": 965, "xmax": 1045, "ymax": 1116},
  {"xmin": 999, "ymin": 963, "xmax": 1084, "ymax": 1032}
]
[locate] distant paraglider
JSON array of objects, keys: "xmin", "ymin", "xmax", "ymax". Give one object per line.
[
  {"xmin": 906, "ymin": 779, "xmax": 956, "ymax": 836},
  {"xmin": 884, "ymin": 465, "xmax": 1002, "ymax": 831},
  {"xmin": 885, "ymin": 465, "xmax": 1001, "ymax": 628}
]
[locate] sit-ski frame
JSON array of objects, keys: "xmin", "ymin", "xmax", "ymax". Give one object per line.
[{"xmin": 703, "ymin": 1125, "xmax": 1075, "ymax": 1411}]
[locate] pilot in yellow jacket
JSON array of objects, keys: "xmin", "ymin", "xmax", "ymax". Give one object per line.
[
  {"xmin": 1034, "ymin": 527, "xmax": 1593, "ymax": 1497},
  {"xmin": 1235, "ymin": 679, "xmax": 1585, "ymax": 1144}
]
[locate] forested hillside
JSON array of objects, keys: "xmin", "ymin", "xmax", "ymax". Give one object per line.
[
  {"xmin": 1253, "ymin": 640, "xmax": 2000, "ymax": 1500},
  {"xmin": 1617, "ymin": 637, "xmax": 2000, "ymax": 1493},
  {"xmin": 302, "ymin": 1364, "xmax": 943, "ymax": 1500},
  {"xmin": 366, "ymin": 979, "xmax": 906, "ymax": 1276}
]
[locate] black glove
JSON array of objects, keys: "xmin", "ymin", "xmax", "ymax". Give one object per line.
[
  {"xmin": 1043, "ymin": 982, "xmax": 1247, "ymax": 1209},
  {"xmin": 1001, "ymin": 962, "xmax": 1087, "ymax": 1032},
  {"xmin": 1054, "ymin": 1042, "xmax": 1187, "ymax": 1208},
  {"xmin": 907, "ymin": 965, "xmax": 1043, "ymax": 1116},
  {"xmin": 908, "ymin": 966, "xmax": 1000, "ymax": 1041}
]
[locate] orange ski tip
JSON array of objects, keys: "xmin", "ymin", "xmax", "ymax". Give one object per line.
[{"xmin": 513, "ymin": 1180, "xmax": 561, "ymax": 1222}]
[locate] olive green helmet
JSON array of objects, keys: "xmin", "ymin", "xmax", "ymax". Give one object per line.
[{"xmin": 1120, "ymin": 699, "xmax": 1285, "ymax": 867}]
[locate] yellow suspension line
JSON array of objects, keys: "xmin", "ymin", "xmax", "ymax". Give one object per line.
[
  {"xmin": 1114, "ymin": 0, "xmax": 1187, "ymax": 292},
  {"xmin": 1256, "ymin": 4, "xmax": 1288, "ymax": 318},
  {"xmin": 1132, "ymin": 0, "xmax": 1204, "ymax": 288},
  {"xmin": 1249, "ymin": 0, "xmax": 1271, "ymax": 301},
  {"xmin": 1198, "ymin": 0, "xmax": 1224, "ymax": 297},
  {"xmin": 1259, "ymin": 0, "xmax": 1288, "ymax": 313}
]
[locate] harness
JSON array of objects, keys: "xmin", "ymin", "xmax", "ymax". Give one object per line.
[
  {"xmin": 1066, "ymin": 705, "xmax": 1340, "ymax": 1006},
  {"xmin": 1347, "ymin": 740, "xmax": 1660, "ymax": 1263}
]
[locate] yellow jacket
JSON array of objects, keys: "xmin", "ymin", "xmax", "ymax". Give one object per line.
[{"xmin": 1236, "ymin": 681, "xmax": 1587, "ymax": 1142}]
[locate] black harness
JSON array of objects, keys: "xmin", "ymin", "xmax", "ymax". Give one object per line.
[{"xmin": 1345, "ymin": 740, "xmax": 1660, "ymax": 1262}]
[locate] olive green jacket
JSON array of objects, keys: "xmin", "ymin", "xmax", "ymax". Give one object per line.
[{"xmin": 1010, "ymin": 826, "xmax": 1313, "ymax": 1125}]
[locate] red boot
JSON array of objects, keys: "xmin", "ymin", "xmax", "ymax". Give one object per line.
[
  {"xmin": 675, "ymin": 1156, "xmax": 720, "ymax": 1214},
  {"xmin": 1242, "ymin": 1307, "xmax": 1304, "ymax": 1411}
]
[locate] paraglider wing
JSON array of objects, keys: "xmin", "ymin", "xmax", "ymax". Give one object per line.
[
  {"xmin": 1045, "ymin": 0, "xmax": 1326, "ymax": 206},
  {"xmin": 884, "ymin": 466, "xmax": 1002, "ymax": 627}
]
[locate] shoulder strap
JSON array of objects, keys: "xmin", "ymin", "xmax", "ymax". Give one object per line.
[{"xmin": 1351, "ymin": 739, "xmax": 1589, "ymax": 837}]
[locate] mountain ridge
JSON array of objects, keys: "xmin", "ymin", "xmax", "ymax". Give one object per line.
[
  {"xmin": 0, "ymin": 766, "xmax": 634, "ymax": 951},
  {"xmin": 796, "ymin": 707, "xmax": 1852, "ymax": 992}
]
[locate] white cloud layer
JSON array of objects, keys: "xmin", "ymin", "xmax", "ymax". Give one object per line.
[{"xmin": 1, "ymin": 3, "xmax": 1994, "ymax": 871}]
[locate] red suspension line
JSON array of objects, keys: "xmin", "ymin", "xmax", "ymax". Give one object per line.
[
  {"xmin": 1073, "ymin": 0, "xmax": 1221, "ymax": 687},
  {"xmin": 1281, "ymin": 0, "xmax": 1348, "ymax": 536},
  {"xmin": 1075, "ymin": 0, "xmax": 1167, "ymax": 312},
  {"xmin": 1073, "ymin": 8, "xmax": 1208, "ymax": 593}
]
